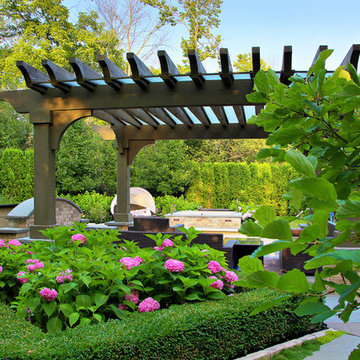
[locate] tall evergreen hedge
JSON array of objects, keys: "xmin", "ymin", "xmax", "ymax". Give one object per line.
[{"xmin": 186, "ymin": 162, "xmax": 297, "ymax": 214}]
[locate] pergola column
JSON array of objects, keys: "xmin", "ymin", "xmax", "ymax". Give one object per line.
[
  {"xmin": 30, "ymin": 111, "xmax": 56, "ymax": 239},
  {"xmin": 113, "ymin": 148, "xmax": 133, "ymax": 228}
]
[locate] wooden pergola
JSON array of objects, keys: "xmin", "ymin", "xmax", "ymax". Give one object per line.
[{"xmin": 0, "ymin": 45, "xmax": 359, "ymax": 239}]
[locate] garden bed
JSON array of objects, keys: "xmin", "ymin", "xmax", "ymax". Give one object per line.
[{"xmin": 0, "ymin": 289, "xmax": 322, "ymax": 360}]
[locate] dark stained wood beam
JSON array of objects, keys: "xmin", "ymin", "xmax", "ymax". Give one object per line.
[
  {"xmin": 42, "ymin": 59, "xmax": 75, "ymax": 93},
  {"xmin": 125, "ymin": 108, "xmax": 159, "ymax": 128},
  {"xmin": 16, "ymin": 61, "xmax": 50, "ymax": 94},
  {"xmin": 251, "ymin": 47, "xmax": 261, "ymax": 79},
  {"xmin": 220, "ymin": 48, "xmax": 234, "ymax": 87},
  {"xmin": 188, "ymin": 106, "xmax": 211, "ymax": 127},
  {"xmin": 146, "ymin": 108, "xmax": 176, "ymax": 128},
  {"xmin": 69, "ymin": 57, "xmax": 102, "ymax": 91},
  {"xmin": 97, "ymin": 55, "xmax": 127, "ymax": 90},
  {"xmin": 166, "ymin": 107, "xmax": 193, "ymax": 128},
  {"xmin": 107, "ymin": 109, "xmax": 142, "ymax": 129},
  {"xmin": 280, "ymin": 46, "xmax": 294, "ymax": 85},
  {"xmin": 92, "ymin": 110, "xmax": 125, "ymax": 126},
  {"xmin": 126, "ymin": 52, "xmax": 154, "ymax": 90},
  {"xmin": 188, "ymin": 50, "xmax": 206, "ymax": 87},
  {"xmin": 233, "ymin": 106, "xmax": 246, "ymax": 127},
  {"xmin": 210, "ymin": 106, "xmax": 228, "ymax": 127},
  {"xmin": 158, "ymin": 50, "xmax": 180, "ymax": 88},
  {"xmin": 340, "ymin": 44, "xmax": 360, "ymax": 70}
]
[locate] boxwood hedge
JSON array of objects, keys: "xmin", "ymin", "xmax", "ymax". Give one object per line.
[{"xmin": 0, "ymin": 289, "xmax": 322, "ymax": 360}]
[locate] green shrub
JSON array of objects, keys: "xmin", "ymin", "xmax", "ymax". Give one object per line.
[
  {"xmin": 155, "ymin": 195, "xmax": 198, "ymax": 215},
  {"xmin": 0, "ymin": 289, "xmax": 322, "ymax": 360},
  {"xmin": 213, "ymin": 163, "xmax": 230, "ymax": 208},
  {"xmin": 63, "ymin": 191, "xmax": 112, "ymax": 223}
]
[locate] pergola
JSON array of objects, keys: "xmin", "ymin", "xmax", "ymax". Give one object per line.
[{"xmin": 1, "ymin": 45, "xmax": 359, "ymax": 239}]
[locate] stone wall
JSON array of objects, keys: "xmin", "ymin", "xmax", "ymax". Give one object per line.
[
  {"xmin": 0, "ymin": 205, "xmax": 17, "ymax": 227},
  {"xmin": 168, "ymin": 216, "xmax": 241, "ymax": 229}
]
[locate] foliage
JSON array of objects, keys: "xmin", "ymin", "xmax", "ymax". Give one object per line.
[
  {"xmin": 0, "ymin": 148, "xmax": 34, "ymax": 202},
  {"xmin": 185, "ymin": 161, "xmax": 297, "ymax": 213},
  {"xmin": 0, "ymin": 288, "xmax": 321, "ymax": 359},
  {"xmin": 0, "ymin": 102, "xmax": 32, "ymax": 150},
  {"xmin": 237, "ymin": 51, "xmax": 360, "ymax": 358},
  {"xmin": 56, "ymin": 120, "xmax": 117, "ymax": 195},
  {"xmin": 0, "ymin": 225, "xmax": 239, "ymax": 333},
  {"xmin": 155, "ymin": 194, "xmax": 198, "ymax": 215},
  {"xmin": 130, "ymin": 140, "xmax": 193, "ymax": 196},
  {"xmin": 233, "ymin": 53, "xmax": 269, "ymax": 72},
  {"xmin": 63, "ymin": 191, "xmax": 113, "ymax": 223},
  {"xmin": 143, "ymin": 0, "xmax": 223, "ymax": 62},
  {"xmin": 0, "ymin": 0, "xmax": 124, "ymax": 90}
]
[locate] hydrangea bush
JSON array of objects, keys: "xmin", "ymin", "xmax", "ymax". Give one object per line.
[{"xmin": 0, "ymin": 224, "xmax": 238, "ymax": 333}]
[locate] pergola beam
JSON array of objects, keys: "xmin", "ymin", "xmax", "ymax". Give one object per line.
[
  {"xmin": 16, "ymin": 61, "xmax": 50, "ymax": 94},
  {"xmin": 42, "ymin": 60, "xmax": 75, "ymax": 93},
  {"xmin": 233, "ymin": 106, "xmax": 246, "ymax": 127},
  {"xmin": 158, "ymin": 50, "xmax": 180, "ymax": 88},
  {"xmin": 210, "ymin": 106, "xmax": 229, "ymax": 127},
  {"xmin": 165, "ymin": 107, "xmax": 193, "ymax": 128},
  {"xmin": 146, "ymin": 108, "xmax": 176, "ymax": 128},
  {"xmin": 97, "ymin": 55, "xmax": 126, "ymax": 90},
  {"xmin": 219, "ymin": 48, "xmax": 234, "ymax": 87},
  {"xmin": 125, "ymin": 108, "xmax": 159, "ymax": 128},
  {"xmin": 188, "ymin": 50, "xmax": 206, "ymax": 87},
  {"xmin": 107, "ymin": 109, "xmax": 142, "ymax": 129},
  {"xmin": 127, "ymin": 52, "xmax": 154, "ymax": 90},
  {"xmin": 188, "ymin": 106, "xmax": 211, "ymax": 127},
  {"xmin": 69, "ymin": 57, "xmax": 102, "ymax": 91},
  {"xmin": 340, "ymin": 44, "xmax": 360, "ymax": 70},
  {"xmin": 280, "ymin": 46, "xmax": 294, "ymax": 85}
]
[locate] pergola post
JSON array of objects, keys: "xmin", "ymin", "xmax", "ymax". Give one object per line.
[
  {"xmin": 113, "ymin": 148, "xmax": 133, "ymax": 229},
  {"xmin": 29, "ymin": 111, "xmax": 56, "ymax": 239}
]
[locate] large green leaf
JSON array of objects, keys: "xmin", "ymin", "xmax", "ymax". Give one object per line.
[
  {"xmin": 239, "ymin": 221, "xmax": 263, "ymax": 237},
  {"xmin": 298, "ymin": 224, "xmax": 321, "ymax": 243},
  {"xmin": 46, "ymin": 317, "xmax": 62, "ymax": 333},
  {"xmin": 277, "ymin": 269, "xmax": 309, "ymax": 293},
  {"xmin": 294, "ymin": 301, "xmax": 331, "ymax": 316},
  {"xmin": 253, "ymin": 70, "xmax": 270, "ymax": 95},
  {"xmin": 76, "ymin": 294, "xmax": 92, "ymax": 308},
  {"xmin": 251, "ymin": 241, "xmax": 294, "ymax": 257},
  {"xmin": 291, "ymin": 178, "xmax": 337, "ymax": 203},
  {"xmin": 336, "ymin": 199, "xmax": 360, "ymax": 219},
  {"xmin": 237, "ymin": 256, "xmax": 263, "ymax": 274},
  {"xmin": 43, "ymin": 301, "xmax": 57, "ymax": 317},
  {"xmin": 261, "ymin": 219, "xmax": 293, "ymax": 241},
  {"xmin": 253, "ymin": 206, "xmax": 276, "ymax": 227},
  {"xmin": 313, "ymin": 210, "xmax": 331, "ymax": 238},
  {"xmin": 69, "ymin": 312, "xmax": 80, "ymax": 327},
  {"xmin": 59, "ymin": 304, "xmax": 73, "ymax": 318},
  {"xmin": 246, "ymin": 271, "xmax": 279, "ymax": 288},
  {"xmin": 28, "ymin": 297, "xmax": 40, "ymax": 312},
  {"xmin": 285, "ymin": 148, "xmax": 316, "ymax": 178},
  {"xmin": 304, "ymin": 254, "xmax": 337, "ymax": 270},
  {"xmin": 267, "ymin": 128, "xmax": 306, "ymax": 146},
  {"xmin": 94, "ymin": 293, "xmax": 109, "ymax": 307}
]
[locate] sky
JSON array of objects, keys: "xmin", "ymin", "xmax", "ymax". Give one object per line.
[{"xmin": 64, "ymin": 0, "xmax": 360, "ymax": 73}]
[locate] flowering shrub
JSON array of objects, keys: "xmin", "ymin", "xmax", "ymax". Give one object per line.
[{"xmin": 0, "ymin": 224, "xmax": 238, "ymax": 333}]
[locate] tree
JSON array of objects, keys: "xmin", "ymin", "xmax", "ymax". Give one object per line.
[
  {"xmin": 0, "ymin": 0, "xmax": 124, "ymax": 90},
  {"xmin": 130, "ymin": 140, "xmax": 193, "ymax": 196},
  {"xmin": 237, "ymin": 51, "xmax": 360, "ymax": 358},
  {"xmin": 91, "ymin": 0, "xmax": 169, "ymax": 75},
  {"xmin": 233, "ymin": 53, "xmax": 269, "ymax": 72},
  {"xmin": 143, "ymin": 0, "xmax": 223, "ymax": 61}
]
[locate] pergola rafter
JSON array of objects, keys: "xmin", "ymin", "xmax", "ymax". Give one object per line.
[{"xmin": 1, "ymin": 45, "xmax": 358, "ymax": 239}]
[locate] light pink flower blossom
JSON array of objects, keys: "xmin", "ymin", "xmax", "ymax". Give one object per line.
[
  {"xmin": 26, "ymin": 259, "xmax": 39, "ymax": 265},
  {"xmin": 161, "ymin": 239, "xmax": 174, "ymax": 248},
  {"xmin": 225, "ymin": 271, "xmax": 238, "ymax": 283},
  {"xmin": 138, "ymin": 297, "xmax": 160, "ymax": 313},
  {"xmin": 40, "ymin": 288, "xmax": 58, "ymax": 302},
  {"xmin": 56, "ymin": 269, "xmax": 73, "ymax": 283},
  {"xmin": 8, "ymin": 239, "xmax": 22, "ymax": 247},
  {"xmin": 0, "ymin": 265, "xmax": 2, "ymax": 273},
  {"xmin": 70, "ymin": 233, "xmax": 87, "ymax": 245},
  {"xmin": 26, "ymin": 251, "xmax": 34, "ymax": 255},
  {"xmin": 154, "ymin": 245, "xmax": 164, "ymax": 251},
  {"xmin": 35, "ymin": 262, "xmax": 44, "ymax": 269},
  {"xmin": 209, "ymin": 277, "xmax": 223, "ymax": 290},
  {"xmin": 164, "ymin": 259, "xmax": 185, "ymax": 272},
  {"xmin": 119, "ymin": 257, "xmax": 142, "ymax": 270},
  {"xmin": 17, "ymin": 271, "xmax": 28, "ymax": 284},
  {"xmin": 134, "ymin": 256, "xmax": 143, "ymax": 265},
  {"xmin": 56, "ymin": 275, "xmax": 64, "ymax": 284},
  {"xmin": 208, "ymin": 260, "xmax": 222, "ymax": 274},
  {"xmin": 0, "ymin": 239, "xmax": 4, "ymax": 247},
  {"xmin": 125, "ymin": 290, "xmax": 139, "ymax": 304},
  {"xmin": 27, "ymin": 264, "xmax": 36, "ymax": 272}
]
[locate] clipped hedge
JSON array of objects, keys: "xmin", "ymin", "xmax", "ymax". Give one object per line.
[{"xmin": 0, "ymin": 289, "xmax": 322, "ymax": 360}]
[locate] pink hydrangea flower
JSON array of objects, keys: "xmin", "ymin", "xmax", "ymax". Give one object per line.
[
  {"xmin": 27, "ymin": 264, "xmax": 36, "ymax": 272},
  {"xmin": 138, "ymin": 297, "xmax": 160, "ymax": 313},
  {"xmin": 119, "ymin": 257, "xmax": 142, "ymax": 270},
  {"xmin": 0, "ymin": 265, "xmax": 2, "ymax": 273},
  {"xmin": 208, "ymin": 260, "xmax": 222, "ymax": 274},
  {"xmin": 35, "ymin": 262, "xmax": 44, "ymax": 269},
  {"xmin": 56, "ymin": 275, "xmax": 64, "ymax": 284},
  {"xmin": 40, "ymin": 288, "xmax": 58, "ymax": 302},
  {"xmin": 17, "ymin": 271, "xmax": 28, "ymax": 284},
  {"xmin": 26, "ymin": 259, "xmax": 39, "ymax": 265},
  {"xmin": 164, "ymin": 259, "xmax": 185, "ymax": 272},
  {"xmin": 8, "ymin": 239, "xmax": 22, "ymax": 247},
  {"xmin": 125, "ymin": 290, "xmax": 139, "ymax": 304},
  {"xmin": 65, "ymin": 273, "xmax": 73, "ymax": 281},
  {"xmin": 118, "ymin": 303, "xmax": 127, "ymax": 310},
  {"xmin": 225, "ymin": 271, "xmax": 238, "ymax": 283},
  {"xmin": 0, "ymin": 239, "xmax": 4, "ymax": 247},
  {"xmin": 70, "ymin": 233, "xmax": 87, "ymax": 245},
  {"xmin": 209, "ymin": 277, "xmax": 224, "ymax": 290},
  {"xmin": 162, "ymin": 239, "xmax": 174, "ymax": 248},
  {"xmin": 154, "ymin": 245, "xmax": 164, "ymax": 251},
  {"xmin": 56, "ymin": 269, "xmax": 73, "ymax": 283},
  {"xmin": 229, "ymin": 284, "xmax": 235, "ymax": 289},
  {"xmin": 26, "ymin": 251, "xmax": 34, "ymax": 255}
]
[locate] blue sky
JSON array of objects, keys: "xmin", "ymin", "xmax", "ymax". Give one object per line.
[{"xmin": 64, "ymin": 0, "xmax": 360, "ymax": 72}]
